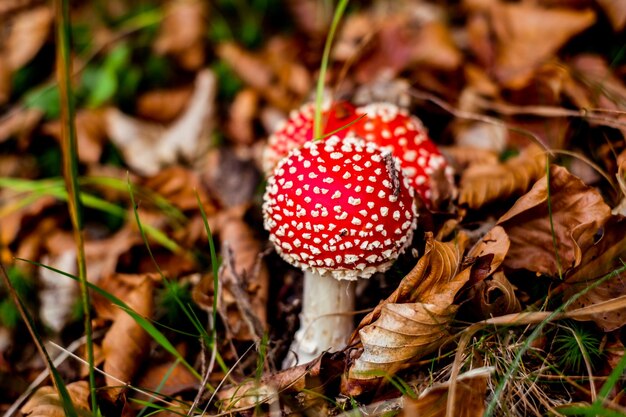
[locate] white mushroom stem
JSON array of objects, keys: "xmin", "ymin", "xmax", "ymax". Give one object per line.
[{"xmin": 282, "ymin": 271, "xmax": 355, "ymax": 368}]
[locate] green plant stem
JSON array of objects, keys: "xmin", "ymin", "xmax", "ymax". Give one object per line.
[
  {"xmin": 313, "ymin": 0, "xmax": 349, "ymax": 140},
  {"xmin": 54, "ymin": 0, "xmax": 97, "ymax": 411}
]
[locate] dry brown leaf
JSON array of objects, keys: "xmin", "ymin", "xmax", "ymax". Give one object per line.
[
  {"xmin": 596, "ymin": 0, "xmax": 626, "ymax": 31},
  {"xmin": 142, "ymin": 166, "xmax": 215, "ymax": 213},
  {"xmin": 0, "ymin": 108, "xmax": 43, "ymax": 144},
  {"xmin": 459, "ymin": 143, "xmax": 546, "ymax": 209},
  {"xmin": 441, "ymin": 146, "xmax": 499, "ymax": 172},
  {"xmin": 467, "ymin": 225, "xmax": 510, "ymax": 277},
  {"xmin": 154, "ymin": 0, "xmax": 207, "ymax": 70},
  {"xmin": 497, "ymin": 165, "xmax": 612, "ymax": 277},
  {"xmin": 217, "ymin": 39, "xmax": 312, "ymax": 111},
  {"xmin": 3, "ymin": 6, "xmax": 52, "ymax": 70},
  {"xmin": 490, "ymin": 2, "xmax": 595, "ymax": 88},
  {"xmin": 106, "ymin": 69, "xmax": 216, "ymax": 176},
  {"xmin": 564, "ymin": 216, "xmax": 626, "ymax": 331},
  {"xmin": 285, "ymin": 0, "xmax": 331, "ymax": 38},
  {"xmin": 136, "ymin": 85, "xmax": 193, "ymax": 123},
  {"xmin": 100, "ymin": 274, "xmax": 154, "ymax": 392},
  {"xmin": 400, "ymin": 368, "xmax": 491, "ymax": 417},
  {"xmin": 21, "ymin": 381, "xmax": 91, "ymax": 417},
  {"xmin": 567, "ymin": 54, "xmax": 626, "ymax": 137},
  {"xmin": 44, "ymin": 109, "xmax": 108, "ymax": 163},
  {"xmin": 333, "ymin": 12, "xmax": 375, "ymax": 62},
  {"xmin": 136, "ymin": 360, "xmax": 198, "ymax": 397},
  {"xmin": 453, "ymin": 121, "xmax": 508, "ymax": 153},
  {"xmin": 348, "ymin": 235, "xmax": 470, "ymax": 381},
  {"xmin": 226, "ymin": 88, "xmax": 259, "ymax": 146}
]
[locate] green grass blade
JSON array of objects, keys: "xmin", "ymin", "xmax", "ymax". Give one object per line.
[
  {"xmin": 313, "ymin": 0, "xmax": 350, "ymax": 139},
  {"xmin": 0, "ymin": 262, "xmax": 80, "ymax": 417},
  {"xmin": 195, "ymin": 191, "xmax": 220, "ymax": 344},
  {"xmin": 54, "ymin": 0, "xmax": 97, "ymax": 409}
]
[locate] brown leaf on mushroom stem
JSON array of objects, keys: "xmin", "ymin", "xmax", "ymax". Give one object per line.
[
  {"xmin": 352, "ymin": 233, "xmax": 468, "ymax": 336},
  {"xmin": 153, "ymin": 0, "xmax": 207, "ymax": 70},
  {"xmin": 21, "ymin": 381, "xmax": 91, "ymax": 417},
  {"xmin": 99, "ymin": 274, "xmax": 154, "ymax": 394},
  {"xmin": 458, "ymin": 143, "xmax": 546, "ymax": 209},
  {"xmin": 106, "ymin": 69, "xmax": 216, "ymax": 176},
  {"xmin": 135, "ymin": 85, "xmax": 194, "ymax": 123},
  {"xmin": 564, "ymin": 216, "xmax": 626, "ymax": 331},
  {"xmin": 399, "ymin": 368, "xmax": 491, "ymax": 417},
  {"xmin": 346, "ymin": 235, "xmax": 470, "ymax": 384},
  {"xmin": 43, "ymin": 109, "xmax": 108, "ymax": 164},
  {"xmin": 596, "ymin": 0, "xmax": 626, "ymax": 31},
  {"xmin": 489, "ymin": 2, "xmax": 595, "ymax": 88},
  {"xmin": 497, "ymin": 165, "xmax": 612, "ymax": 277}
]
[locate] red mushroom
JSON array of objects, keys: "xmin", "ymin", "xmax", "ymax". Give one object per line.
[
  {"xmin": 263, "ymin": 134, "xmax": 418, "ymax": 366},
  {"xmin": 262, "ymin": 100, "xmax": 359, "ymax": 174},
  {"xmin": 350, "ymin": 102, "xmax": 454, "ymax": 206}
]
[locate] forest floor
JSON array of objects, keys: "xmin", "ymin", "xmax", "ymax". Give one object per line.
[{"xmin": 1, "ymin": 0, "xmax": 626, "ymax": 416}]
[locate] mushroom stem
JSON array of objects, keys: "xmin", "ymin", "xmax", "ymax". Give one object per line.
[{"xmin": 283, "ymin": 271, "xmax": 355, "ymax": 368}]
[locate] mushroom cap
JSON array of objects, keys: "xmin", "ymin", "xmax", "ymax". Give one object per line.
[
  {"xmin": 263, "ymin": 134, "xmax": 418, "ymax": 281},
  {"xmin": 262, "ymin": 100, "xmax": 358, "ymax": 174},
  {"xmin": 351, "ymin": 102, "xmax": 454, "ymax": 205}
]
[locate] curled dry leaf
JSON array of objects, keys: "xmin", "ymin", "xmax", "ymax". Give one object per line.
[
  {"xmin": 154, "ymin": 0, "xmax": 207, "ymax": 70},
  {"xmin": 489, "ymin": 2, "xmax": 595, "ymax": 88},
  {"xmin": 353, "ymin": 234, "xmax": 467, "ymax": 335},
  {"xmin": 21, "ymin": 381, "xmax": 91, "ymax": 417},
  {"xmin": 400, "ymin": 367, "xmax": 491, "ymax": 417},
  {"xmin": 459, "ymin": 143, "xmax": 546, "ymax": 209},
  {"xmin": 348, "ymin": 235, "xmax": 470, "ymax": 382},
  {"xmin": 468, "ymin": 271, "xmax": 521, "ymax": 319},
  {"xmin": 565, "ymin": 216, "xmax": 626, "ymax": 331},
  {"xmin": 106, "ymin": 69, "xmax": 216, "ymax": 176},
  {"xmin": 467, "ymin": 225, "xmax": 510, "ymax": 281},
  {"xmin": 497, "ymin": 165, "xmax": 612, "ymax": 277},
  {"xmin": 100, "ymin": 274, "xmax": 154, "ymax": 393}
]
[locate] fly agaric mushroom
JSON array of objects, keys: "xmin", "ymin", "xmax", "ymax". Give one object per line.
[
  {"xmin": 262, "ymin": 100, "xmax": 359, "ymax": 174},
  {"xmin": 263, "ymin": 134, "xmax": 418, "ymax": 366},
  {"xmin": 350, "ymin": 102, "xmax": 453, "ymax": 206}
]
